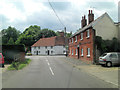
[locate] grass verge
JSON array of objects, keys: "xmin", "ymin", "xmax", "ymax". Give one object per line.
[{"xmin": 7, "ymin": 58, "xmax": 31, "ymax": 70}]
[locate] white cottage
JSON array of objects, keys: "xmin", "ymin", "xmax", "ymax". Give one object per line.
[{"xmin": 31, "ymin": 32, "xmax": 67, "ymax": 55}]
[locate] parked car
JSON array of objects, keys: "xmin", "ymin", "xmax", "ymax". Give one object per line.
[
  {"xmin": 0, "ymin": 53, "xmax": 4, "ymax": 68},
  {"xmin": 99, "ymin": 52, "xmax": 120, "ymax": 67}
]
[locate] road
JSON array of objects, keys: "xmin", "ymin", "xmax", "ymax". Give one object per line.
[{"xmin": 2, "ymin": 56, "xmax": 117, "ymax": 88}]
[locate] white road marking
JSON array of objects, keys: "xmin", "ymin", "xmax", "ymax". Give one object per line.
[
  {"xmin": 46, "ymin": 58, "xmax": 55, "ymax": 76},
  {"xmin": 49, "ymin": 67, "xmax": 54, "ymax": 75},
  {"xmin": 47, "ymin": 62, "xmax": 50, "ymax": 66}
]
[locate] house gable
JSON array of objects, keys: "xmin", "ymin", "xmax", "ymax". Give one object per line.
[{"xmin": 93, "ymin": 13, "xmax": 118, "ymax": 40}]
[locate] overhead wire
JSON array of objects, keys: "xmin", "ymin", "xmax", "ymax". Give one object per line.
[{"xmin": 48, "ymin": 0, "xmax": 65, "ymax": 28}]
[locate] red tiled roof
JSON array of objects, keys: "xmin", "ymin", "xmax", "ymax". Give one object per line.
[{"xmin": 31, "ymin": 36, "xmax": 66, "ymax": 47}]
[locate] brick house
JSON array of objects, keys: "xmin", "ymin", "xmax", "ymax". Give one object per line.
[
  {"xmin": 31, "ymin": 32, "xmax": 67, "ymax": 55},
  {"xmin": 69, "ymin": 10, "xmax": 119, "ymax": 64}
]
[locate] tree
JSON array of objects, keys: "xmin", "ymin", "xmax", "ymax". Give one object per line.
[
  {"xmin": 8, "ymin": 38, "xmax": 14, "ymax": 45},
  {"xmin": 2, "ymin": 26, "xmax": 21, "ymax": 45}
]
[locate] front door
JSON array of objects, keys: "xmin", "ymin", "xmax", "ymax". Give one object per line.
[
  {"xmin": 36, "ymin": 51, "xmax": 38, "ymax": 55},
  {"xmin": 77, "ymin": 47, "xmax": 80, "ymax": 59},
  {"xmin": 47, "ymin": 50, "xmax": 49, "ymax": 55}
]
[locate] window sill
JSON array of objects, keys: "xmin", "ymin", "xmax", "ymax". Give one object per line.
[
  {"xmin": 81, "ymin": 55, "xmax": 84, "ymax": 57},
  {"xmin": 87, "ymin": 55, "xmax": 90, "ymax": 57},
  {"xmin": 80, "ymin": 39, "xmax": 83, "ymax": 41},
  {"xmin": 75, "ymin": 54, "xmax": 78, "ymax": 56},
  {"xmin": 86, "ymin": 36, "xmax": 90, "ymax": 39}
]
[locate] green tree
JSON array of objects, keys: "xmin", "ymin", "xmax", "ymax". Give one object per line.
[
  {"xmin": 8, "ymin": 38, "xmax": 14, "ymax": 45},
  {"xmin": 2, "ymin": 26, "xmax": 21, "ymax": 45}
]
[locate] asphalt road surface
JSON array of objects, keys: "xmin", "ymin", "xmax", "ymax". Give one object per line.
[{"xmin": 2, "ymin": 56, "xmax": 117, "ymax": 88}]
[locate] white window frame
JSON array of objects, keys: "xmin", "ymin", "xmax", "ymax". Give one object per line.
[
  {"xmin": 81, "ymin": 49, "xmax": 83, "ymax": 56},
  {"xmin": 81, "ymin": 33, "xmax": 83, "ymax": 40},
  {"xmin": 86, "ymin": 30, "xmax": 90, "ymax": 38},
  {"xmin": 87, "ymin": 48, "xmax": 90, "ymax": 57},
  {"xmin": 75, "ymin": 49, "xmax": 77, "ymax": 55},
  {"xmin": 72, "ymin": 50, "xmax": 73, "ymax": 55},
  {"xmin": 69, "ymin": 39, "xmax": 71, "ymax": 43},
  {"xmin": 72, "ymin": 38, "xmax": 73, "ymax": 43},
  {"xmin": 75, "ymin": 36, "xmax": 77, "ymax": 42}
]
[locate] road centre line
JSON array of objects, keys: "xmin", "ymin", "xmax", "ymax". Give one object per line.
[
  {"xmin": 45, "ymin": 58, "xmax": 55, "ymax": 76},
  {"xmin": 49, "ymin": 66, "xmax": 54, "ymax": 75}
]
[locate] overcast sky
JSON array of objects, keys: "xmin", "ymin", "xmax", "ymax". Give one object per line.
[{"xmin": 0, "ymin": 0, "xmax": 119, "ymax": 33}]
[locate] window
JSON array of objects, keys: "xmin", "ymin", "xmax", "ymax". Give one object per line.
[
  {"xmin": 38, "ymin": 47, "xmax": 40, "ymax": 49},
  {"xmin": 34, "ymin": 47, "xmax": 36, "ymax": 49},
  {"xmin": 75, "ymin": 49, "xmax": 77, "ymax": 55},
  {"xmin": 72, "ymin": 38, "xmax": 73, "ymax": 43},
  {"xmin": 51, "ymin": 46, "xmax": 53, "ymax": 49},
  {"xmin": 72, "ymin": 50, "xmax": 73, "ymax": 55},
  {"xmin": 109, "ymin": 54, "xmax": 117, "ymax": 58},
  {"xmin": 86, "ymin": 30, "xmax": 90, "ymax": 38},
  {"xmin": 0, "ymin": 55, "xmax": 2, "ymax": 58},
  {"xmin": 45, "ymin": 46, "xmax": 47, "ymax": 49},
  {"xmin": 63, "ymin": 50, "xmax": 66, "ymax": 54},
  {"xmin": 81, "ymin": 49, "xmax": 83, "ymax": 56},
  {"xmin": 51, "ymin": 51, "xmax": 53, "ymax": 54},
  {"xmin": 34, "ymin": 51, "xmax": 36, "ymax": 53},
  {"xmin": 75, "ymin": 36, "xmax": 77, "ymax": 42},
  {"xmin": 87, "ymin": 48, "xmax": 90, "ymax": 57},
  {"xmin": 39, "ymin": 51, "xmax": 40, "ymax": 53},
  {"xmin": 69, "ymin": 39, "xmax": 71, "ymax": 43},
  {"xmin": 81, "ymin": 33, "xmax": 83, "ymax": 40}
]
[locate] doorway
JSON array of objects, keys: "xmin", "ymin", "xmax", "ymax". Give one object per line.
[
  {"xmin": 36, "ymin": 51, "xmax": 38, "ymax": 55},
  {"xmin": 47, "ymin": 50, "xmax": 50, "ymax": 55},
  {"xmin": 77, "ymin": 47, "xmax": 80, "ymax": 59}
]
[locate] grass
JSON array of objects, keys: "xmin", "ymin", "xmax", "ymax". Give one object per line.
[{"xmin": 7, "ymin": 58, "xmax": 31, "ymax": 70}]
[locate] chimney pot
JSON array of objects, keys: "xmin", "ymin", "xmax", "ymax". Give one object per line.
[
  {"xmin": 91, "ymin": 10, "xmax": 92, "ymax": 14},
  {"xmin": 89, "ymin": 10, "xmax": 90, "ymax": 14},
  {"xmin": 84, "ymin": 15, "xmax": 86, "ymax": 19}
]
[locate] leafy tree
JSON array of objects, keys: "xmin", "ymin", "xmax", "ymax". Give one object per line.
[
  {"xmin": 2, "ymin": 26, "xmax": 21, "ymax": 45},
  {"xmin": 8, "ymin": 38, "xmax": 14, "ymax": 45}
]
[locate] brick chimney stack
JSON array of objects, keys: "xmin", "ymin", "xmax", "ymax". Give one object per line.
[
  {"xmin": 88, "ymin": 10, "xmax": 94, "ymax": 24},
  {"xmin": 59, "ymin": 32, "xmax": 64, "ymax": 37},
  {"xmin": 81, "ymin": 15, "xmax": 87, "ymax": 28}
]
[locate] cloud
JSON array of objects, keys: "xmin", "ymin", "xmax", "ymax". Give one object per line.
[{"xmin": 0, "ymin": 0, "xmax": 118, "ymax": 33}]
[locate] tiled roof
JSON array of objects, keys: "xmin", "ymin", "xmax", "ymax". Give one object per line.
[{"xmin": 31, "ymin": 36, "xmax": 66, "ymax": 47}]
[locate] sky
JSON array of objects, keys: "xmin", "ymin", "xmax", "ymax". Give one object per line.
[{"xmin": 0, "ymin": 0, "xmax": 119, "ymax": 33}]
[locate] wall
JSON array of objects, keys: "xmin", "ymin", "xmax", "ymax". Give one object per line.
[
  {"xmin": 69, "ymin": 28, "xmax": 94, "ymax": 63},
  {"xmin": 31, "ymin": 46, "xmax": 66, "ymax": 55},
  {"xmin": 94, "ymin": 13, "xmax": 118, "ymax": 40}
]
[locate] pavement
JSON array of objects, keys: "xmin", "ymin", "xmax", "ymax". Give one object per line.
[
  {"xmin": 2, "ymin": 64, "xmax": 10, "ymax": 73},
  {"xmin": 62, "ymin": 57, "xmax": 119, "ymax": 87},
  {"xmin": 2, "ymin": 56, "xmax": 118, "ymax": 88}
]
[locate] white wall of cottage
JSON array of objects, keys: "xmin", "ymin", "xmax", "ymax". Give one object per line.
[{"xmin": 31, "ymin": 46, "xmax": 66, "ymax": 55}]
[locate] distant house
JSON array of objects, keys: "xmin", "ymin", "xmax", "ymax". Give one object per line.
[
  {"xmin": 31, "ymin": 32, "xmax": 67, "ymax": 55},
  {"xmin": 68, "ymin": 10, "xmax": 120, "ymax": 64}
]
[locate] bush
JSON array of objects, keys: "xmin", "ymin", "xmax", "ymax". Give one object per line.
[
  {"xmin": 7, "ymin": 58, "xmax": 31, "ymax": 70},
  {"xmin": 95, "ymin": 36, "xmax": 120, "ymax": 55},
  {"xmin": 26, "ymin": 53, "xmax": 32, "ymax": 56}
]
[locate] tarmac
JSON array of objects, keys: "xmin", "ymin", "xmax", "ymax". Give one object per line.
[
  {"xmin": 2, "ymin": 56, "xmax": 120, "ymax": 88},
  {"xmin": 63, "ymin": 57, "xmax": 119, "ymax": 87}
]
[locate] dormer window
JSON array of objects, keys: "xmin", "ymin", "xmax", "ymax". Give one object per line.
[
  {"xmin": 75, "ymin": 36, "xmax": 77, "ymax": 42},
  {"xmin": 80, "ymin": 33, "xmax": 83, "ymax": 40},
  {"xmin": 86, "ymin": 30, "xmax": 90, "ymax": 38}
]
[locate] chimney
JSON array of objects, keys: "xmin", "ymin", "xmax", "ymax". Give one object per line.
[
  {"xmin": 59, "ymin": 32, "xmax": 64, "ymax": 37},
  {"xmin": 81, "ymin": 15, "xmax": 87, "ymax": 28},
  {"xmin": 88, "ymin": 10, "xmax": 94, "ymax": 24}
]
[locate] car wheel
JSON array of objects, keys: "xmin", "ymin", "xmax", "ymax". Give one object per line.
[{"xmin": 106, "ymin": 62, "xmax": 112, "ymax": 67}]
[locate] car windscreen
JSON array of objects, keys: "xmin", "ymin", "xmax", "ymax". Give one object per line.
[{"xmin": 100, "ymin": 53, "xmax": 107, "ymax": 57}]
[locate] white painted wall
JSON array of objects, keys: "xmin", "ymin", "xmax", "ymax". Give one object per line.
[
  {"xmin": 31, "ymin": 45, "xmax": 66, "ymax": 55},
  {"xmin": 94, "ymin": 14, "xmax": 118, "ymax": 40}
]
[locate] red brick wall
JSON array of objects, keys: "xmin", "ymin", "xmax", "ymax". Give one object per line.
[{"xmin": 69, "ymin": 28, "xmax": 94, "ymax": 63}]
